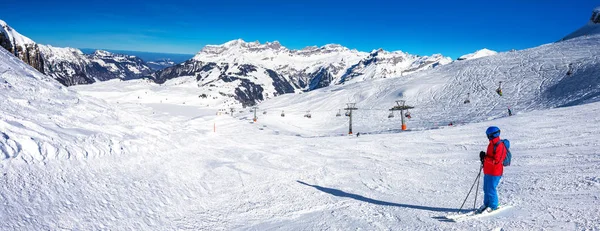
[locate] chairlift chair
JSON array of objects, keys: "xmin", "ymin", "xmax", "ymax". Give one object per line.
[
  {"xmin": 336, "ymin": 109, "xmax": 341, "ymax": 117},
  {"xmin": 464, "ymin": 93, "xmax": 471, "ymax": 104},
  {"xmin": 388, "ymin": 111, "xmax": 394, "ymax": 118},
  {"xmin": 305, "ymin": 111, "xmax": 312, "ymax": 118},
  {"xmin": 281, "ymin": 111, "xmax": 285, "ymax": 117},
  {"xmin": 496, "ymin": 81, "xmax": 503, "ymax": 96}
]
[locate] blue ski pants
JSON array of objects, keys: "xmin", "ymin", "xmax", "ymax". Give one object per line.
[{"xmin": 483, "ymin": 174, "xmax": 502, "ymax": 209}]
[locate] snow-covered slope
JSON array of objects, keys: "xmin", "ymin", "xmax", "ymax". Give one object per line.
[
  {"xmin": 561, "ymin": 6, "xmax": 600, "ymax": 41},
  {"xmin": 0, "ymin": 20, "xmax": 153, "ymax": 86},
  {"xmin": 457, "ymin": 48, "xmax": 498, "ymax": 61},
  {"xmin": 152, "ymin": 39, "xmax": 451, "ymax": 106},
  {"xmin": 250, "ymin": 34, "xmax": 600, "ymax": 136},
  {"xmin": 0, "ymin": 47, "xmax": 164, "ymax": 162},
  {"xmin": 58, "ymin": 71, "xmax": 600, "ymax": 230}
]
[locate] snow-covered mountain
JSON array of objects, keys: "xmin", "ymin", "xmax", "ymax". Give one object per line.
[
  {"xmin": 0, "ymin": 47, "xmax": 166, "ymax": 162},
  {"xmin": 562, "ymin": 6, "xmax": 600, "ymax": 41},
  {"xmin": 340, "ymin": 49, "xmax": 451, "ymax": 83},
  {"xmin": 152, "ymin": 39, "xmax": 451, "ymax": 106},
  {"xmin": 457, "ymin": 48, "xmax": 498, "ymax": 61},
  {"xmin": 0, "ymin": 20, "xmax": 153, "ymax": 86}
]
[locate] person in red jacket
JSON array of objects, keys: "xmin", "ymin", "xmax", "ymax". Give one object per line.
[{"xmin": 478, "ymin": 126, "xmax": 507, "ymax": 213}]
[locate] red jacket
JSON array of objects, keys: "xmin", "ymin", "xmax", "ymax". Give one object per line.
[{"xmin": 484, "ymin": 137, "xmax": 506, "ymax": 176}]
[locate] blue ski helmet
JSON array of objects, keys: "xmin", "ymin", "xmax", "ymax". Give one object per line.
[{"xmin": 486, "ymin": 126, "xmax": 500, "ymax": 139}]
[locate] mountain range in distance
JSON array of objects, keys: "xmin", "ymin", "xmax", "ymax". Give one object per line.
[{"xmin": 79, "ymin": 48, "xmax": 194, "ymax": 70}]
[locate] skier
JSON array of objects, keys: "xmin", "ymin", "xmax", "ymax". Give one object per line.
[
  {"xmin": 478, "ymin": 126, "xmax": 507, "ymax": 213},
  {"xmin": 508, "ymin": 107, "xmax": 513, "ymax": 116}
]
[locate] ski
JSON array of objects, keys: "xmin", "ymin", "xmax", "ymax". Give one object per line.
[{"xmin": 444, "ymin": 205, "xmax": 512, "ymax": 222}]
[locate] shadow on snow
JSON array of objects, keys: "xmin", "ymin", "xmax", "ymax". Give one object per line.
[{"xmin": 297, "ymin": 180, "xmax": 462, "ymax": 213}]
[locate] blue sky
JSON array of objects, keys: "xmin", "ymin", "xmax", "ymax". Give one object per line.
[{"xmin": 1, "ymin": 0, "xmax": 597, "ymax": 58}]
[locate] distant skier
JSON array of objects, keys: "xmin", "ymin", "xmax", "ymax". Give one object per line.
[
  {"xmin": 507, "ymin": 107, "xmax": 513, "ymax": 116},
  {"xmin": 356, "ymin": 132, "xmax": 360, "ymax": 137},
  {"xmin": 478, "ymin": 126, "xmax": 507, "ymax": 213}
]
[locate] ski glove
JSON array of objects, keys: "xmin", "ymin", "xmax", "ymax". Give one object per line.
[{"xmin": 479, "ymin": 151, "xmax": 486, "ymax": 163}]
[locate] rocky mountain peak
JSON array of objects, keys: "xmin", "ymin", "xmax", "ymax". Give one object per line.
[
  {"xmin": 561, "ymin": 6, "xmax": 600, "ymax": 41},
  {"xmin": 0, "ymin": 19, "xmax": 35, "ymax": 46},
  {"xmin": 591, "ymin": 6, "xmax": 600, "ymax": 24}
]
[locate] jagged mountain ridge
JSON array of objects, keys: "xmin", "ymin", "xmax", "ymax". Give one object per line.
[
  {"xmin": 0, "ymin": 20, "xmax": 152, "ymax": 86},
  {"xmin": 153, "ymin": 39, "xmax": 451, "ymax": 106}
]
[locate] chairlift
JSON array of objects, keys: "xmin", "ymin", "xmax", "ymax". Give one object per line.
[
  {"xmin": 567, "ymin": 63, "xmax": 573, "ymax": 76},
  {"xmin": 464, "ymin": 93, "xmax": 471, "ymax": 104},
  {"xmin": 281, "ymin": 110, "xmax": 285, "ymax": 117},
  {"xmin": 263, "ymin": 111, "xmax": 267, "ymax": 115},
  {"xmin": 496, "ymin": 81, "xmax": 503, "ymax": 96},
  {"xmin": 304, "ymin": 111, "xmax": 312, "ymax": 118},
  {"xmin": 405, "ymin": 111, "xmax": 412, "ymax": 119},
  {"xmin": 388, "ymin": 111, "xmax": 394, "ymax": 118},
  {"xmin": 345, "ymin": 111, "xmax": 351, "ymax": 117},
  {"xmin": 336, "ymin": 109, "xmax": 341, "ymax": 117}
]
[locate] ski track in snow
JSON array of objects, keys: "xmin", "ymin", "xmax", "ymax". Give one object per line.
[{"xmin": 1, "ymin": 35, "xmax": 600, "ymax": 229}]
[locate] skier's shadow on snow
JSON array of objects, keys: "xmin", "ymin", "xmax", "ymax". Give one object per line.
[{"xmin": 297, "ymin": 181, "xmax": 461, "ymax": 214}]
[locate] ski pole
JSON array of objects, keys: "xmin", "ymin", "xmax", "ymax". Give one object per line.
[
  {"xmin": 457, "ymin": 165, "xmax": 483, "ymax": 214},
  {"xmin": 473, "ymin": 164, "xmax": 483, "ymax": 210}
]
